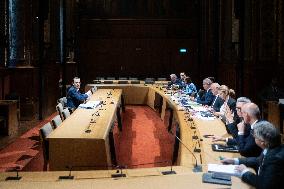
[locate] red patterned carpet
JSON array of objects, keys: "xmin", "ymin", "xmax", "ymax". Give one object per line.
[{"xmin": 0, "ymin": 106, "xmax": 174, "ymax": 172}]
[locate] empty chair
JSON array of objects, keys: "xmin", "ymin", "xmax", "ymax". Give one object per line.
[
  {"xmin": 39, "ymin": 122, "xmax": 53, "ymax": 171},
  {"xmin": 145, "ymin": 80, "xmax": 155, "ymax": 84},
  {"xmin": 51, "ymin": 115, "xmax": 62, "ymax": 129},
  {"xmin": 145, "ymin": 77, "xmax": 155, "ymax": 81},
  {"xmin": 129, "ymin": 77, "xmax": 138, "ymax": 80},
  {"xmin": 118, "ymin": 80, "xmax": 128, "ymax": 84},
  {"xmin": 62, "ymin": 109, "xmax": 71, "ymax": 120},
  {"xmin": 95, "ymin": 77, "xmax": 104, "ymax": 80},
  {"xmin": 104, "ymin": 80, "xmax": 114, "ymax": 84},
  {"xmin": 157, "ymin": 78, "xmax": 167, "ymax": 81},
  {"xmin": 56, "ymin": 103, "xmax": 65, "ymax": 120},
  {"xmin": 58, "ymin": 97, "xmax": 67, "ymax": 107},
  {"xmin": 118, "ymin": 77, "xmax": 127, "ymax": 80},
  {"xmin": 131, "ymin": 80, "xmax": 140, "ymax": 84},
  {"xmin": 106, "ymin": 77, "xmax": 115, "ymax": 80}
]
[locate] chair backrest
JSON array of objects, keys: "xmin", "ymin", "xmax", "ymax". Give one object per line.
[
  {"xmin": 95, "ymin": 77, "xmax": 104, "ymax": 80},
  {"xmin": 157, "ymin": 78, "xmax": 167, "ymax": 81},
  {"xmin": 39, "ymin": 122, "xmax": 53, "ymax": 164},
  {"xmin": 118, "ymin": 77, "xmax": 127, "ymax": 80},
  {"xmin": 129, "ymin": 77, "xmax": 138, "ymax": 80},
  {"xmin": 104, "ymin": 80, "xmax": 114, "ymax": 84},
  {"xmin": 58, "ymin": 97, "xmax": 67, "ymax": 107},
  {"xmin": 51, "ymin": 115, "xmax": 63, "ymax": 129},
  {"xmin": 145, "ymin": 80, "xmax": 155, "ymax": 84},
  {"xmin": 62, "ymin": 109, "xmax": 71, "ymax": 120},
  {"xmin": 106, "ymin": 77, "xmax": 115, "ymax": 80},
  {"xmin": 145, "ymin": 78, "xmax": 155, "ymax": 81},
  {"xmin": 118, "ymin": 80, "xmax": 128, "ymax": 84},
  {"xmin": 56, "ymin": 103, "xmax": 64, "ymax": 120},
  {"xmin": 131, "ymin": 80, "xmax": 140, "ymax": 84}
]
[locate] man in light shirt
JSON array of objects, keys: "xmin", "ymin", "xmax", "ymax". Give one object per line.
[{"xmin": 221, "ymin": 121, "xmax": 284, "ymax": 189}]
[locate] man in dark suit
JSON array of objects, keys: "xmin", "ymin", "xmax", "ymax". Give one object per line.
[
  {"xmin": 67, "ymin": 77, "xmax": 93, "ymax": 109},
  {"xmin": 210, "ymin": 83, "xmax": 224, "ymax": 112},
  {"xmin": 168, "ymin": 74, "xmax": 182, "ymax": 89},
  {"xmin": 191, "ymin": 77, "xmax": 214, "ymax": 105},
  {"xmin": 221, "ymin": 121, "xmax": 284, "ymax": 189},
  {"xmin": 212, "ymin": 103, "xmax": 262, "ymax": 157},
  {"xmin": 225, "ymin": 97, "xmax": 251, "ymax": 138}
]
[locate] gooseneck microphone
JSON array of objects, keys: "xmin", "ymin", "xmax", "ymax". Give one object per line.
[{"xmin": 169, "ymin": 131, "xmax": 202, "ymax": 172}]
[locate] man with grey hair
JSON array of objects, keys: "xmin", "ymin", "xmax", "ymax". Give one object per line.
[
  {"xmin": 212, "ymin": 102, "xmax": 262, "ymax": 157},
  {"xmin": 190, "ymin": 77, "xmax": 214, "ymax": 105},
  {"xmin": 168, "ymin": 74, "xmax": 182, "ymax": 88},
  {"xmin": 221, "ymin": 121, "xmax": 284, "ymax": 189},
  {"xmin": 225, "ymin": 97, "xmax": 252, "ymax": 137},
  {"xmin": 210, "ymin": 83, "xmax": 224, "ymax": 112}
]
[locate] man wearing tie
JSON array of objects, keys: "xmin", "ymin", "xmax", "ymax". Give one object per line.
[
  {"xmin": 210, "ymin": 82, "xmax": 224, "ymax": 112},
  {"xmin": 191, "ymin": 77, "xmax": 214, "ymax": 105},
  {"xmin": 212, "ymin": 103, "xmax": 262, "ymax": 157},
  {"xmin": 221, "ymin": 121, "xmax": 284, "ymax": 189}
]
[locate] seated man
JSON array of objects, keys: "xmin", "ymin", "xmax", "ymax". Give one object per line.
[
  {"xmin": 210, "ymin": 83, "xmax": 224, "ymax": 112},
  {"xmin": 190, "ymin": 77, "xmax": 214, "ymax": 105},
  {"xmin": 67, "ymin": 77, "xmax": 93, "ymax": 109},
  {"xmin": 225, "ymin": 97, "xmax": 251, "ymax": 138},
  {"xmin": 221, "ymin": 121, "xmax": 284, "ymax": 189},
  {"xmin": 212, "ymin": 103, "xmax": 262, "ymax": 157},
  {"xmin": 168, "ymin": 74, "xmax": 182, "ymax": 89}
]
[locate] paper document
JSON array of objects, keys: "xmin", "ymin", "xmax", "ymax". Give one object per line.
[
  {"xmin": 208, "ymin": 164, "xmax": 238, "ymax": 175},
  {"xmin": 78, "ymin": 100, "xmax": 101, "ymax": 109}
]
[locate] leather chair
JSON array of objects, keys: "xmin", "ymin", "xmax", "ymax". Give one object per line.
[
  {"xmin": 62, "ymin": 109, "xmax": 71, "ymax": 120},
  {"xmin": 39, "ymin": 122, "xmax": 53, "ymax": 171},
  {"xmin": 51, "ymin": 115, "xmax": 63, "ymax": 129}
]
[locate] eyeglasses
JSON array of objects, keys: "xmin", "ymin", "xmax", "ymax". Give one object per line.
[{"xmin": 236, "ymin": 107, "xmax": 241, "ymax": 111}]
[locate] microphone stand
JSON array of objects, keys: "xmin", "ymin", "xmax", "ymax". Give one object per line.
[
  {"xmin": 170, "ymin": 131, "xmax": 202, "ymax": 172},
  {"xmin": 5, "ymin": 166, "xmax": 22, "ymax": 180}
]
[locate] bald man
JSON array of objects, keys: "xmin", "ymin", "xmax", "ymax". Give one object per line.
[{"xmin": 212, "ymin": 102, "xmax": 262, "ymax": 157}]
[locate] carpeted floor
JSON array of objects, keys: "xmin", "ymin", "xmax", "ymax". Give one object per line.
[{"xmin": 0, "ymin": 106, "xmax": 175, "ymax": 172}]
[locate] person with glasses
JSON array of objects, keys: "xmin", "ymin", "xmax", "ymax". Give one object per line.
[
  {"xmin": 67, "ymin": 77, "xmax": 93, "ymax": 109},
  {"xmin": 221, "ymin": 121, "xmax": 284, "ymax": 189},
  {"xmin": 212, "ymin": 103, "xmax": 262, "ymax": 157},
  {"xmin": 183, "ymin": 76, "xmax": 197, "ymax": 96},
  {"xmin": 190, "ymin": 77, "xmax": 214, "ymax": 105}
]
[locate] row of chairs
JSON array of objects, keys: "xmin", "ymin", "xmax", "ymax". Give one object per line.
[
  {"xmin": 95, "ymin": 77, "xmax": 167, "ymax": 81},
  {"xmin": 39, "ymin": 103, "xmax": 71, "ymax": 170}
]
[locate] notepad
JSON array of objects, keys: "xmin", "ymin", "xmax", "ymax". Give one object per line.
[
  {"xmin": 78, "ymin": 101, "xmax": 101, "ymax": 109},
  {"xmin": 208, "ymin": 164, "xmax": 238, "ymax": 175}
]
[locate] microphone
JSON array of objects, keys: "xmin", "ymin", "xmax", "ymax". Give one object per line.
[
  {"xmin": 5, "ymin": 166, "xmax": 22, "ymax": 181},
  {"xmin": 169, "ymin": 131, "xmax": 202, "ymax": 172},
  {"xmin": 112, "ymin": 165, "xmax": 127, "ymax": 178},
  {"xmin": 59, "ymin": 166, "xmax": 74, "ymax": 180}
]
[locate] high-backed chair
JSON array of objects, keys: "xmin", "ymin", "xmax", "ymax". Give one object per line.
[
  {"xmin": 39, "ymin": 122, "xmax": 53, "ymax": 171},
  {"xmin": 106, "ymin": 77, "xmax": 115, "ymax": 80},
  {"xmin": 145, "ymin": 77, "xmax": 155, "ymax": 81},
  {"xmin": 157, "ymin": 78, "xmax": 167, "ymax": 81},
  {"xmin": 58, "ymin": 97, "xmax": 67, "ymax": 107},
  {"xmin": 95, "ymin": 77, "xmax": 104, "ymax": 80},
  {"xmin": 62, "ymin": 109, "xmax": 71, "ymax": 120},
  {"xmin": 56, "ymin": 103, "xmax": 65, "ymax": 120},
  {"xmin": 51, "ymin": 115, "xmax": 62, "ymax": 129},
  {"xmin": 118, "ymin": 77, "xmax": 127, "ymax": 80},
  {"xmin": 129, "ymin": 77, "xmax": 138, "ymax": 80}
]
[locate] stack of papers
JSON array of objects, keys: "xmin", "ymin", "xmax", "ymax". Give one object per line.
[
  {"xmin": 208, "ymin": 164, "xmax": 238, "ymax": 176},
  {"xmin": 78, "ymin": 100, "xmax": 101, "ymax": 109}
]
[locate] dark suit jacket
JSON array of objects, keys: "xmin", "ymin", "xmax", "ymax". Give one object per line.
[
  {"xmin": 67, "ymin": 86, "xmax": 88, "ymax": 108},
  {"xmin": 227, "ymin": 125, "xmax": 262, "ymax": 157},
  {"xmin": 226, "ymin": 97, "xmax": 236, "ymax": 112},
  {"xmin": 212, "ymin": 96, "xmax": 224, "ymax": 112},
  {"xmin": 239, "ymin": 145, "xmax": 284, "ymax": 189},
  {"xmin": 196, "ymin": 89, "xmax": 214, "ymax": 106}
]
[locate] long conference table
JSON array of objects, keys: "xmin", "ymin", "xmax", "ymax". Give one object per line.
[{"xmin": 0, "ymin": 82, "xmax": 252, "ymax": 189}]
